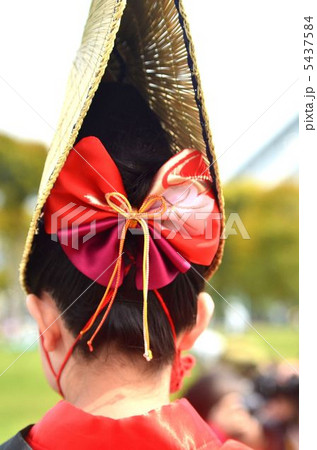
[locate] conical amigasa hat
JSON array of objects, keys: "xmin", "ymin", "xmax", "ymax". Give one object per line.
[{"xmin": 20, "ymin": 0, "xmax": 225, "ymax": 291}]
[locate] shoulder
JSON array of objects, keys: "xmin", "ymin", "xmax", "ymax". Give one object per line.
[
  {"xmin": 219, "ymin": 440, "xmax": 253, "ymax": 450},
  {"xmin": 174, "ymin": 400, "xmax": 253, "ymax": 450},
  {"xmin": 195, "ymin": 438, "xmax": 253, "ymax": 449},
  {"xmin": 0, "ymin": 425, "xmax": 33, "ymax": 450}
]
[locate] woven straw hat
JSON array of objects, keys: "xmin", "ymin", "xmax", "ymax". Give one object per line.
[{"xmin": 20, "ymin": 0, "xmax": 224, "ymax": 291}]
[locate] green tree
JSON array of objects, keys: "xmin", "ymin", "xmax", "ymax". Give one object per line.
[
  {"xmin": 0, "ymin": 133, "xmax": 46, "ymax": 297},
  {"xmin": 211, "ymin": 180, "xmax": 298, "ymax": 314}
]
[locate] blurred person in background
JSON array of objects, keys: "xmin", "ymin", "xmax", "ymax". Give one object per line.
[
  {"xmin": 254, "ymin": 363, "xmax": 299, "ymax": 450},
  {"xmin": 184, "ymin": 366, "xmax": 266, "ymax": 449},
  {"xmin": 184, "ymin": 363, "xmax": 298, "ymax": 450}
]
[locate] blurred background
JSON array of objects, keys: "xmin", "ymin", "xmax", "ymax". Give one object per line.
[{"xmin": 0, "ymin": 1, "xmax": 298, "ymax": 448}]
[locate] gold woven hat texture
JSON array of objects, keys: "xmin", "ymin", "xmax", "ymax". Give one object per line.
[{"xmin": 20, "ymin": 0, "xmax": 225, "ymax": 291}]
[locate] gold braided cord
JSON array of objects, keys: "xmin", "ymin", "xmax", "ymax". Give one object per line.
[{"xmin": 80, "ymin": 192, "xmax": 166, "ymax": 361}]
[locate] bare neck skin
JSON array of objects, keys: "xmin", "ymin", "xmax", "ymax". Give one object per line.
[
  {"xmin": 28, "ymin": 290, "xmax": 214, "ymax": 419},
  {"xmin": 60, "ymin": 353, "xmax": 172, "ymax": 419}
]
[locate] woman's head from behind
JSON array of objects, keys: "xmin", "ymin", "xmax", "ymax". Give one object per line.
[{"xmin": 25, "ymin": 82, "xmax": 215, "ymax": 399}]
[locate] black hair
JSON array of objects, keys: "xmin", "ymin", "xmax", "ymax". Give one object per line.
[{"xmin": 25, "ymin": 82, "xmax": 207, "ymax": 369}]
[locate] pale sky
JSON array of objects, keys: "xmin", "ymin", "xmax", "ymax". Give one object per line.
[{"xmin": 0, "ymin": 1, "xmax": 298, "ymax": 181}]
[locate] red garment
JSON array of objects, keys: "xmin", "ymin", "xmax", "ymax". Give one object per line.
[{"xmin": 26, "ymin": 399, "xmax": 252, "ymax": 450}]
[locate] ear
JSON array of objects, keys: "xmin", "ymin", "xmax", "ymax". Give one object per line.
[
  {"xmin": 26, "ymin": 293, "xmax": 62, "ymax": 352},
  {"xmin": 178, "ymin": 292, "xmax": 214, "ymax": 351}
]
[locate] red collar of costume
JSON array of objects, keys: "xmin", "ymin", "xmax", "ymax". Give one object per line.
[
  {"xmin": 26, "ymin": 399, "xmax": 252, "ymax": 450},
  {"xmin": 26, "ymin": 399, "xmax": 220, "ymax": 450}
]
